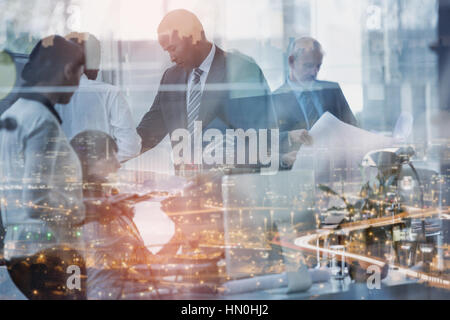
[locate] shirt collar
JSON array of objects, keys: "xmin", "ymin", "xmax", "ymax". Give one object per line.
[
  {"xmin": 19, "ymin": 91, "xmax": 62, "ymax": 124},
  {"xmin": 197, "ymin": 43, "xmax": 216, "ymax": 75},
  {"xmin": 80, "ymin": 74, "xmax": 89, "ymax": 83}
]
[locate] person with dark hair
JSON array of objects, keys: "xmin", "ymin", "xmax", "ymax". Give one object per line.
[
  {"xmin": 55, "ymin": 32, "xmax": 141, "ymax": 163},
  {"xmin": 70, "ymin": 130, "xmax": 179, "ymax": 299},
  {"xmin": 21, "ymin": 35, "xmax": 85, "ymax": 102},
  {"xmin": 0, "ymin": 35, "xmax": 86, "ymax": 299}
]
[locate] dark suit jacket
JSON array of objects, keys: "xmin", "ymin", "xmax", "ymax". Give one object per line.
[
  {"xmin": 272, "ymin": 80, "xmax": 357, "ymax": 155},
  {"xmin": 137, "ymin": 46, "xmax": 277, "ymax": 167}
]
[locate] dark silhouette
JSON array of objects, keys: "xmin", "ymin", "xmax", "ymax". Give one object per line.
[{"xmin": 0, "ymin": 35, "xmax": 86, "ymax": 299}]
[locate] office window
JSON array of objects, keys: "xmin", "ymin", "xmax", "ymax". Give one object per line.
[{"xmin": 0, "ymin": 0, "xmax": 448, "ymax": 301}]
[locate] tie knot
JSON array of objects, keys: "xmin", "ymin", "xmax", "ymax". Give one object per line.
[
  {"xmin": 194, "ymin": 68, "xmax": 203, "ymax": 79},
  {"xmin": 299, "ymin": 90, "xmax": 314, "ymax": 101}
]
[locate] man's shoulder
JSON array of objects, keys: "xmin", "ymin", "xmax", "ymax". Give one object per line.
[
  {"xmin": 224, "ymin": 49, "xmax": 261, "ymax": 72},
  {"xmin": 225, "ymin": 49, "xmax": 257, "ymax": 65},
  {"xmin": 314, "ymin": 80, "xmax": 341, "ymax": 90},
  {"xmin": 271, "ymin": 83, "xmax": 299, "ymax": 111},
  {"xmin": 76, "ymin": 79, "xmax": 126, "ymax": 107},
  {"xmin": 273, "ymin": 82, "xmax": 292, "ymax": 95},
  {"xmin": 161, "ymin": 64, "xmax": 185, "ymax": 83},
  {"xmin": 80, "ymin": 77, "xmax": 120, "ymax": 93},
  {"xmin": 164, "ymin": 64, "xmax": 182, "ymax": 74},
  {"xmin": 7, "ymin": 98, "xmax": 45, "ymax": 116},
  {"xmin": 273, "ymin": 81, "xmax": 342, "ymax": 95},
  {"xmin": 222, "ymin": 49, "xmax": 267, "ymax": 85},
  {"xmin": 4, "ymin": 98, "xmax": 59, "ymax": 130}
]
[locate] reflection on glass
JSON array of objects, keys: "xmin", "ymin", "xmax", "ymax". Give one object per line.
[{"xmin": 0, "ymin": 0, "xmax": 448, "ymax": 300}]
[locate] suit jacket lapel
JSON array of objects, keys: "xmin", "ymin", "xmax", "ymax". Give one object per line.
[
  {"xmin": 199, "ymin": 47, "xmax": 227, "ymax": 129},
  {"xmin": 312, "ymin": 81, "xmax": 335, "ymax": 115},
  {"xmin": 311, "ymin": 81, "xmax": 324, "ymax": 115},
  {"xmin": 277, "ymin": 82, "xmax": 308, "ymax": 130},
  {"xmin": 170, "ymin": 68, "xmax": 188, "ymax": 130}
]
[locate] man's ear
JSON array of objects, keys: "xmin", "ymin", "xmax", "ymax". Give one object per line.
[
  {"xmin": 201, "ymin": 30, "xmax": 206, "ymax": 42},
  {"xmin": 63, "ymin": 63, "xmax": 74, "ymax": 81}
]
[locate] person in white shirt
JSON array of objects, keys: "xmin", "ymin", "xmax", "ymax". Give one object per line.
[
  {"xmin": 0, "ymin": 35, "xmax": 86, "ymax": 299},
  {"xmin": 55, "ymin": 33, "xmax": 141, "ymax": 163}
]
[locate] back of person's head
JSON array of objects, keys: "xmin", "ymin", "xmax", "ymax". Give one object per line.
[
  {"xmin": 158, "ymin": 9, "xmax": 205, "ymax": 45},
  {"xmin": 70, "ymin": 130, "xmax": 119, "ymax": 181},
  {"xmin": 65, "ymin": 32, "xmax": 101, "ymax": 71},
  {"xmin": 22, "ymin": 35, "xmax": 85, "ymax": 86},
  {"xmin": 288, "ymin": 37, "xmax": 324, "ymax": 61}
]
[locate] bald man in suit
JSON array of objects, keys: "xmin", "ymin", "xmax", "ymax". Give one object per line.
[{"xmin": 137, "ymin": 9, "xmax": 277, "ymax": 174}]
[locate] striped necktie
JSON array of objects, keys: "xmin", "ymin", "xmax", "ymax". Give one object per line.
[
  {"xmin": 299, "ymin": 90, "xmax": 320, "ymax": 130},
  {"xmin": 187, "ymin": 68, "xmax": 204, "ymax": 134}
]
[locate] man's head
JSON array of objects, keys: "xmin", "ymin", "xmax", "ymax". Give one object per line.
[
  {"xmin": 66, "ymin": 32, "xmax": 101, "ymax": 80},
  {"xmin": 288, "ymin": 37, "xmax": 324, "ymax": 83},
  {"xmin": 70, "ymin": 130, "xmax": 121, "ymax": 182},
  {"xmin": 22, "ymin": 35, "xmax": 85, "ymax": 104},
  {"xmin": 157, "ymin": 9, "xmax": 210, "ymax": 71}
]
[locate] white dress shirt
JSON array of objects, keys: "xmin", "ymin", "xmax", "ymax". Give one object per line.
[
  {"xmin": 186, "ymin": 44, "xmax": 216, "ymax": 107},
  {"xmin": 55, "ymin": 75, "xmax": 142, "ymax": 162},
  {"xmin": 0, "ymin": 98, "xmax": 85, "ymax": 259}
]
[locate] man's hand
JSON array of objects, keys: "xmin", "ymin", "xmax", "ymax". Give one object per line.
[
  {"xmin": 289, "ymin": 129, "xmax": 313, "ymax": 146},
  {"xmin": 282, "ymin": 130, "xmax": 313, "ymax": 168},
  {"xmin": 281, "ymin": 151, "xmax": 298, "ymax": 168}
]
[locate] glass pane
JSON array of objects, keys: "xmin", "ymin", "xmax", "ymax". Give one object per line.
[{"xmin": 0, "ymin": 0, "xmax": 448, "ymax": 301}]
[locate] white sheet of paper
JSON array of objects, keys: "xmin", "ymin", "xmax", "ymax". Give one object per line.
[
  {"xmin": 292, "ymin": 112, "xmax": 396, "ymax": 184},
  {"xmin": 122, "ymin": 134, "xmax": 175, "ymax": 175}
]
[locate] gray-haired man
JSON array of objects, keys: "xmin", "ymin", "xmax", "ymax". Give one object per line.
[{"xmin": 274, "ymin": 37, "xmax": 358, "ymax": 168}]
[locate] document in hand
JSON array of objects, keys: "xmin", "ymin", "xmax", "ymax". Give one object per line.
[{"xmin": 292, "ymin": 112, "xmax": 396, "ymax": 184}]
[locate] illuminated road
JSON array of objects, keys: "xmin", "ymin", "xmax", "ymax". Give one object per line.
[
  {"xmin": 160, "ymin": 196, "xmax": 450, "ymax": 289},
  {"xmin": 290, "ymin": 206, "xmax": 450, "ymax": 289}
]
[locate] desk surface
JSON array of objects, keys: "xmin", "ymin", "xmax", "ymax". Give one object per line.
[
  {"xmin": 174, "ymin": 281, "xmax": 450, "ymax": 300},
  {"xmin": 1, "ymin": 265, "xmax": 449, "ymax": 300}
]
